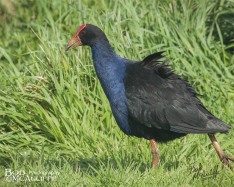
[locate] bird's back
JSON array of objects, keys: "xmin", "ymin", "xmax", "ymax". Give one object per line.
[{"xmin": 124, "ymin": 52, "xmax": 230, "ymax": 140}]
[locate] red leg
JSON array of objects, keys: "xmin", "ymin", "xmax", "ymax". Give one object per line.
[
  {"xmin": 150, "ymin": 139, "xmax": 160, "ymax": 168},
  {"xmin": 208, "ymin": 134, "xmax": 234, "ymax": 167}
]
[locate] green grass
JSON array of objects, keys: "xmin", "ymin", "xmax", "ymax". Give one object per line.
[{"xmin": 0, "ymin": 0, "xmax": 234, "ymax": 186}]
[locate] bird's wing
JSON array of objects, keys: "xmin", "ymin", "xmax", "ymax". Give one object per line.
[{"xmin": 124, "ymin": 52, "xmax": 230, "ymax": 134}]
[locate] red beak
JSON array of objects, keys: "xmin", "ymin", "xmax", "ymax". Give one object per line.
[{"xmin": 66, "ymin": 36, "xmax": 82, "ymax": 51}]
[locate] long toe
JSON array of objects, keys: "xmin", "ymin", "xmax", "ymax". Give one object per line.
[{"xmin": 222, "ymin": 155, "xmax": 234, "ymax": 168}]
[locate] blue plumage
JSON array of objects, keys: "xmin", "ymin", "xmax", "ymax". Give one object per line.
[{"xmin": 91, "ymin": 40, "xmax": 131, "ymax": 134}]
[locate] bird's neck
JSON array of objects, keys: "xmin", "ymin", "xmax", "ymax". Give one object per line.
[
  {"xmin": 91, "ymin": 39, "xmax": 120, "ymax": 67},
  {"xmin": 91, "ymin": 40, "xmax": 126, "ymax": 102}
]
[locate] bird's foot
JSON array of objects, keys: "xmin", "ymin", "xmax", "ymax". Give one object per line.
[{"xmin": 221, "ymin": 155, "xmax": 234, "ymax": 168}]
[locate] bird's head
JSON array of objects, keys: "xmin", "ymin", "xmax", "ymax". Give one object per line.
[{"xmin": 66, "ymin": 24, "xmax": 106, "ymax": 51}]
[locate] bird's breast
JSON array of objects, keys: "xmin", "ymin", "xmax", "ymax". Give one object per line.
[
  {"xmin": 98, "ymin": 76, "xmax": 131, "ymax": 135},
  {"xmin": 91, "ymin": 52, "xmax": 131, "ymax": 134}
]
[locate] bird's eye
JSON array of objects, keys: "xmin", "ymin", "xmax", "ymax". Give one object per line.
[{"xmin": 80, "ymin": 30, "xmax": 86, "ymax": 35}]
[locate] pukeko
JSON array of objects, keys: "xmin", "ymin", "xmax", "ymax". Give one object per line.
[{"xmin": 66, "ymin": 24, "xmax": 234, "ymax": 168}]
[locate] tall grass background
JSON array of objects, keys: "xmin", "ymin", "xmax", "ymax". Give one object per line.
[{"xmin": 0, "ymin": 0, "xmax": 233, "ymax": 186}]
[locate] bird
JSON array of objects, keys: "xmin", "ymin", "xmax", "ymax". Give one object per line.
[{"xmin": 66, "ymin": 23, "xmax": 234, "ymax": 168}]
